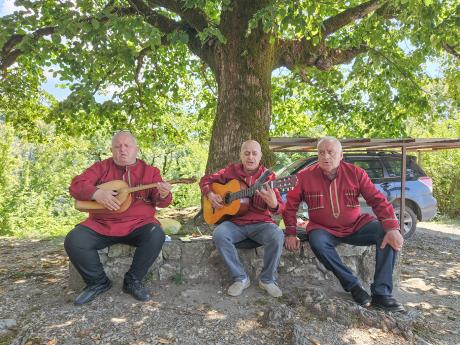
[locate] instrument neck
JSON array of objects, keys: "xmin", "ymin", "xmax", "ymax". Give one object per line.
[
  {"xmin": 121, "ymin": 183, "xmax": 158, "ymax": 194},
  {"xmin": 228, "ymin": 180, "xmax": 274, "ymax": 203}
]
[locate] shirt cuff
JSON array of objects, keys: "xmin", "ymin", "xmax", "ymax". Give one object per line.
[
  {"xmin": 159, "ymin": 191, "xmax": 171, "ymax": 200},
  {"xmin": 201, "ymin": 185, "xmax": 212, "ymax": 196},
  {"xmin": 284, "ymin": 225, "xmax": 297, "ymax": 236},
  {"xmin": 268, "ymin": 204, "xmax": 279, "ymax": 213}
]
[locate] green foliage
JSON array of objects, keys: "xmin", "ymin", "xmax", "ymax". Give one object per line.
[
  {"xmin": 424, "ymin": 149, "xmax": 460, "ymax": 218},
  {"xmin": 0, "ymin": 123, "xmax": 89, "ymax": 237},
  {"xmin": 412, "ymin": 117, "xmax": 460, "ymax": 218},
  {"xmin": 0, "ymin": 121, "xmax": 208, "ymax": 238},
  {"xmin": 1, "ymin": 0, "xmax": 459, "ymax": 237}
]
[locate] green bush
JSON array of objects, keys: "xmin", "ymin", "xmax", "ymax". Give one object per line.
[{"xmin": 422, "ymin": 150, "xmax": 460, "ymax": 218}]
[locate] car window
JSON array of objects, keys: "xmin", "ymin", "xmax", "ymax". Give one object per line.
[
  {"xmin": 278, "ymin": 157, "xmax": 316, "ymax": 177},
  {"xmin": 347, "ymin": 159, "xmax": 384, "ymax": 179},
  {"xmin": 383, "ymin": 157, "xmax": 424, "ymax": 179}
]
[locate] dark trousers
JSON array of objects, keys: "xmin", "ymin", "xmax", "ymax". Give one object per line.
[
  {"xmin": 64, "ymin": 223, "xmax": 165, "ymax": 286},
  {"xmin": 308, "ymin": 220, "xmax": 396, "ymax": 296}
]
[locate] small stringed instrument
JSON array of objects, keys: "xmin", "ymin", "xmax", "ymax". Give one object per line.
[
  {"xmin": 202, "ymin": 175, "xmax": 297, "ymax": 225},
  {"xmin": 75, "ymin": 177, "xmax": 195, "ymax": 213}
]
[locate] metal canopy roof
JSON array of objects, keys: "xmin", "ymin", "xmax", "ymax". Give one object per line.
[{"xmin": 269, "ymin": 137, "xmax": 460, "ymax": 152}]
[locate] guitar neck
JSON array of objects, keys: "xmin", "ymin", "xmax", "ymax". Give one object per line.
[
  {"xmin": 230, "ymin": 180, "xmax": 275, "ymax": 202},
  {"xmin": 119, "ymin": 178, "xmax": 195, "ymax": 194}
]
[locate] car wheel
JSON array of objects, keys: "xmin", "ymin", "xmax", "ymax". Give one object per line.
[{"xmin": 393, "ymin": 206, "xmax": 417, "ymax": 239}]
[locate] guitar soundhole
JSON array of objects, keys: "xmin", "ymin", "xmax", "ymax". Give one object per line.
[{"xmin": 223, "ymin": 193, "xmax": 231, "ymax": 205}]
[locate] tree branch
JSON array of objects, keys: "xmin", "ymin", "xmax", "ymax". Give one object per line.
[
  {"xmin": 322, "ymin": 0, "xmax": 385, "ymax": 37},
  {"xmin": 1, "ymin": 6, "xmax": 137, "ymax": 72},
  {"xmin": 278, "ymin": 39, "xmax": 367, "ymax": 71},
  {"xmin": 146, "ymin": 0, "xmax": 209, "ymax": 32},
  {"xmin": 134, "ymin": 46, "xmax": 152, "ymax": 97},
  {"xmin": 442, "ymin": 43, "xmax": 460, "ymax": 60},
  {"xmin": 128, "ymin": 0, "xmax": 183, "ymax": 34},
  {"xmin": 315, "ymin": 45, "xmax": 368, "ymax": 70},
  {"xmin": 128, "ymin": 0, "xmax": 215, "ymax": 71}
]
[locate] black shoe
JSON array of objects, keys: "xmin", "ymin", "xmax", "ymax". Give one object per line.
[
  {"xmin": 371, "ymin": 295, "xmax": 405, "ymax": 312},
  {"xmin": 123, "ymin": 275, "xmax": 151, "ymax": 301},
  {"xmin": 74, "ymin": 279, "xmax": 112, "ymax": 306},
  {"xmin": 350, "ymin": 284, "xmax": 371, "ymax": 307}
]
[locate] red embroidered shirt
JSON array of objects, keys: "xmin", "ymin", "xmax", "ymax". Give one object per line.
[
  {"xmin": 283, "ymin": 161, "xmax": 399, "ymax": 237},
  {"xmin": 69, "ymin": 158, "xmax": 172, "ymax": 237}
]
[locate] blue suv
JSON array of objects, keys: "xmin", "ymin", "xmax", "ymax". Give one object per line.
[{"xmin": 277, "ymin": 152, "xmax": 437, "ymax": 239}]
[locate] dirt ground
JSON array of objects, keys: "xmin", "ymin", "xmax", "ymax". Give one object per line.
[{"xmin": 0, "ymin": 220, "xmax": 459, "ymax": 345}]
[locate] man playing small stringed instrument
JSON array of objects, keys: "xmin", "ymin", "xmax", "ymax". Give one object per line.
[
  {"xmin": 65, "ymin": 130, "xmax": 172, "ymax": 306},
  {"xmin": 199, "ymin": 140, "xmax": 285, "ymax": 298}
]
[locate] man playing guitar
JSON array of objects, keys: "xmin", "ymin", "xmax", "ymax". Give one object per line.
[{"xmin": 199, "ymin": 140, "xmax": 285, "ymax": 298}]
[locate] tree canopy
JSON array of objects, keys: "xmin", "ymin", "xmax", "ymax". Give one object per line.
[{"xmin": 1, "ymin": 0, "xmax": 458, "ymax": 171}]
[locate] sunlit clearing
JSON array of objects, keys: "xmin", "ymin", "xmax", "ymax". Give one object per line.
[
  {"xmin": 134, "ymin": 316, "xmax": 150, "ymax": 326},
  {"xmin": 14, "ymin": 279, "xmax": 26, "ymax": 284},
  {"xmin": 206, "ymin": 310, "xmax": 226, "ymax": 320},
  {"xmin": 400, "ymin": 278, "xmax": 431, "ymax": 291},
  {"xmin": 236, "ymin": 319, "xmax": 258, "ymax": 332},
  {"xmin": 407, "ymin": 301, "xmax": 433, "ymax": 310},
  {"xmin": 49, "ymin": 320, "xmax": 74, "ymax": 329},
  {"xmin": 341, "ymin": 327, "xmax": 388, "ymax": 342},
  {"xmin": 111, "ymin": 317, "xmax": 127, "ymax": 324}
]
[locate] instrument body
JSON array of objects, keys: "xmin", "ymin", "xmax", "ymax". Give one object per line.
[
  {"xmin": 75, "ymin": 178, "xmax": 195, "ymax": 213},
  {"xmin": 202, "ymin": 179, "xmax": 250, "ymax": 224},
  {"xmin": 202, "ymin": 175, "xmax": 297, "ymax": 224}
]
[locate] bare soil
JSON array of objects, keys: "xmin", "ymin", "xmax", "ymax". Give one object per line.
[{"xmin": 0, "ymin": 219, "xmax": 459, "ymax": 345}]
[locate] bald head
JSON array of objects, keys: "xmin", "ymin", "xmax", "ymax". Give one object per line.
[{"xmin": 240, "ymin": 140, "xmax": 262, "ymax": 174}]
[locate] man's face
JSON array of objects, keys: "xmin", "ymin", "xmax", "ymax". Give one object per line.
[
  {"xmin": 317, "ymin": 140, "xmax": 343, "ymax": 174},
  {"xmin": 111, "ymin": 133, "xmax": 138, "ymax": 166},
  {"xmin": 240, "ymin": 141, "xmax": 262, "ymax": 174}
]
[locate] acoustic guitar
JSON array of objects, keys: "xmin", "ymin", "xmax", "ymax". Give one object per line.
[
  {"xmin": 202, "ymin": 175, "xmax": 297, "ymax": 225},
  {"xmin": 75, "ymin": 178, "xmax": 195, "ymax": 213}
]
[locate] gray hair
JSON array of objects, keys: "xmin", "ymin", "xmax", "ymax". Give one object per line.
[
  {"xmin": 112, "ymin": 130, "xmax": 137, "ymax": 146},
  {"xmin": 317, "ymin": 136, "xmax": 342, "ymax": 152}
]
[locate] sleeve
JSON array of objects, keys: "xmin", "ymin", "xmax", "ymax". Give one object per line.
[
  {"xmin": 69, "ymin": 162, "xmax": 103, "ymax": 200},
  {"xmin": 149, "ymin": 166, "xmax": 172, "ymax": 208},
  {"xmin": 357, "ymin": 167, "xmax": 399, "ymax": 231},
  {"xmin": 282, "ymin": 172, "xmax": 304, "ymax": 236},
  {"xmin": 269, "ymin": 172, "xmax": 285, "ymax": 215},
  {"xmin": 199, "ymin": 166, "xmax": 230, "ymax": 196}
]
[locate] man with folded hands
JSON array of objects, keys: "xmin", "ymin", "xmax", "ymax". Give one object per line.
[{"xmin": 283, "ymin": 136, "xmax": 404, "ymax": 312}]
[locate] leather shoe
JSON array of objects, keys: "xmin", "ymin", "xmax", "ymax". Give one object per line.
[
  {"xmin": 74, "ymin": 279, "xmax": 112, "ymax": 306},
  {"xmin": 371, "ymin": 295, "xmax": 405, "ymax": 312},
  {"xmin": 123, "ymin": 275, "xmax": 151, "ymax": 301},
  {"xmin": 350, "ymin": 284, "xmax": 371, "ymax": 307}
]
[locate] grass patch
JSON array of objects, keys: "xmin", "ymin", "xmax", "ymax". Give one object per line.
[
  {"xmin": 172, "ymin": 272, "xmax": 185, "ymax": 285},
  {"xmin": 0, "ymin": 333, "xmax": 16, "ymax": 345},
  {"xmin": 431, "ymin": 215, "xmax": 460, "ymax": 227}
]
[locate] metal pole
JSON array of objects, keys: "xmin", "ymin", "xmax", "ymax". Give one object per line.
[{"xmin": 400, "ymin": 145, "xmax": 407, "ymax": 233}]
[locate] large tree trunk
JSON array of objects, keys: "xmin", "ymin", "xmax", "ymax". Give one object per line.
[{"xmin": 205, "ymin": 13, "xmax": 276, "ymax": 173}]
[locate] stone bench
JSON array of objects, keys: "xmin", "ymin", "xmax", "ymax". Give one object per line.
[{"xmin": 68, "ymin": 237, "xmax": 398, "ymax": 291}]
